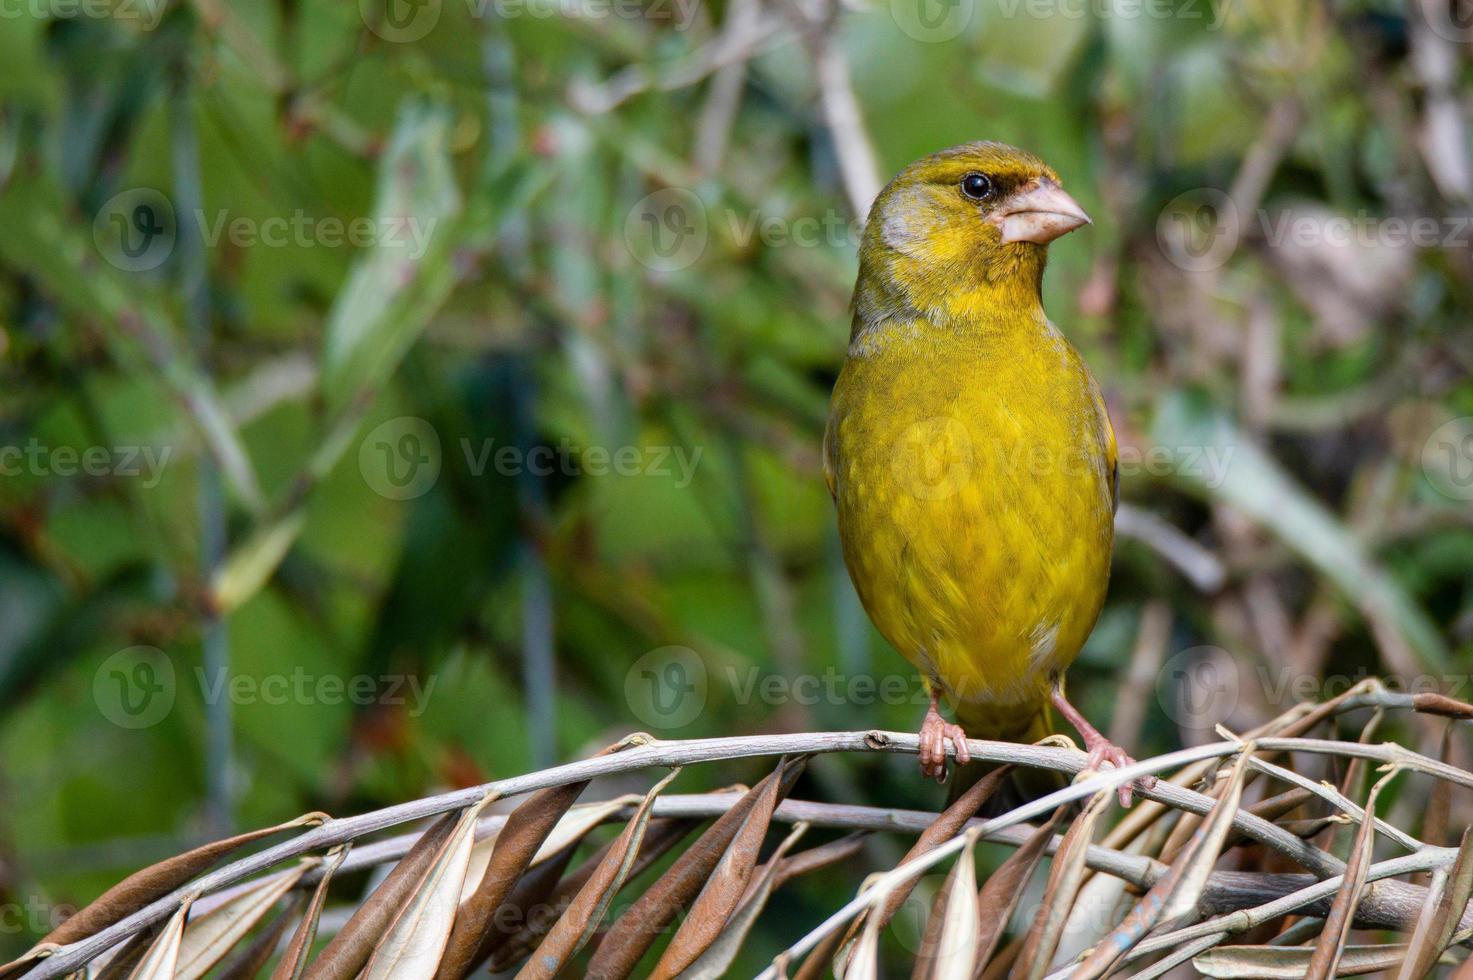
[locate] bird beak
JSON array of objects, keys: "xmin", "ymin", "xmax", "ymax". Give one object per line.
[{"xmin": 989, "ymin": 178, "xmax": 1091, "ymax": 245}]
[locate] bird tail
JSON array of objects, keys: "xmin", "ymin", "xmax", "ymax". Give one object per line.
[{"xmin": 946, "ymin": 703, "xmax": 1065, "ymax": 813}]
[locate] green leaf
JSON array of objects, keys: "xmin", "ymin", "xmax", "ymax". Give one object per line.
[{"xmin": 320, "ymin": 100, "xmax": 463, "ymax": 409}]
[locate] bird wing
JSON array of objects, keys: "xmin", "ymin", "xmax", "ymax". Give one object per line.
[
  {"xmin": 1094, "ymin": 385, "xmax": 1119, "ymax": 514},
  {"xmin": 821, "ymin": 410, "xmax": 838, "ymax": 500}
]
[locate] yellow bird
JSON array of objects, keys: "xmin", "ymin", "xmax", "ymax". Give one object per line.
[{"xmin": 824, "ymin": 142, "xmax": 1147, "ymax": 804}]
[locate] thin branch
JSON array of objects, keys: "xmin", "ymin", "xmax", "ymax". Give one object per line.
[
  {"xmin": 1245, "ymin": 755, "xmax": 1426, "ymax": 853},
  {"xmin": 807, "ymin": 27, "xmax": 881, "ymax": 219},
  {"xmin": 568, "ymin": 13, "xmax": 788, "ymax": 115}
]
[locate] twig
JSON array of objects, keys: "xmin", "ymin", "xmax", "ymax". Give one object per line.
[
  {"xmin": 1227, "ymin": 97, "xmax": 1302, "ymax": 219},
  {"xmin": 1244, "ymin": 755, "xmax": 1425, "ymax": 853},
  {"xmin": 568, "ymin": 13, "xmax": 788, "ymax": 115},
  {"xmin": 693, "ymin": 0, "xmax": 760, "ymax": 174},
  {"xmin": 807, "ymin": 29, "xmax": 881, "ymax": 219},
  {"xmin": 777, "ymin": 0, "xmax": 881, "ymax": 219}
]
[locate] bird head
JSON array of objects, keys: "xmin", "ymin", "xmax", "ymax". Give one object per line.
[{"xmin": 854, "ymin": 142, "xmax": 1090, "ymax": 330}]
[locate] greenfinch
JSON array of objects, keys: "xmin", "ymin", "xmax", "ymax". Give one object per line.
[{"xmin": 824, "ymin": 142, "xmax": 1149, "ymax": 805}]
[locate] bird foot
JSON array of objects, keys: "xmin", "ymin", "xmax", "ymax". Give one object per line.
[
  {"xmin": 1051, "ymin": 682, "xmax": 1156, "ymax": 807},
  {"xmin": 918, "ymin": 706, "xmax": 970, "ymax": 783},
  {"xmin": 1080, "ymin": 731, "xmax": 1156, "ymax": 808}
]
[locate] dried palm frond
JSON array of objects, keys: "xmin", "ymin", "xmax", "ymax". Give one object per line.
[{"xmin": 7, "ymin": 681, "xmax": 1473, "ymax": 980}]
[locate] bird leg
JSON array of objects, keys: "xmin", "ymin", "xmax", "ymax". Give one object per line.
[
  {"xmin": 1050, "ymin": 681, "xmax": 1156, "ymax": 807},
  {"xmin": 917, "ymin": 689, "xmax": 970, "ymax": 783}
]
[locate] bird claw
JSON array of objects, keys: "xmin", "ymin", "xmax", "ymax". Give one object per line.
[
  {"xmin": 1082, "ymin": 734, "xmax": 1156, "ymax": 807},
  {"xmin": 918, "ymin": 707, "xmax": 970, "ymax": 782}
]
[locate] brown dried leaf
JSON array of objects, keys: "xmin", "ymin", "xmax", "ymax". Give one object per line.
[
  {"xmin": 1317, "ymin": 711, "xmax": 1383, "ymax": 855},
  {"xmin": 1196, "ymin": 943, "xmax": 1410, "ymax": 978},
  {"xmin": 1279, "ymin": 816, "xmax": 1343, "ymax": 839},
  {"xmin": 978, "ymin": 937, "xmax": 1021, "ymax": 980},
  {"xmin": 94, "ymin": 927, "xmax": 159, "ymax": 979},
  {"xmin": 1070, "ymin": 750, "xmax": 1253, "ymax": 979},
  {"xmin": 176, "ymin": 863, "xmax": 310, "ymax": 980},
  {"xmin": 457, "ymin": 830, "xmax": 501, "ymax": 905},
  {"xmin": 1156, "ymin": 762, "xmax": 1229, "ymax": 867},
  {"xmin": 912, "ymin": 832, "xmax": 979, "ymax": 980},
  {"xmin": 271, "ymin": 845, "xmax": 350, "ymax": 980},
  {"xmin": 1423, "ymin": 724, "xmax": 1455, "ymax": 851},
  {"xmin": 1398, "ymin": 825, "xmax": 1473, "ymax": 979},
  {"xmin": 215, "ymin": 895, "xmax": 304, "ymax": 980},
  {"xmin": 530, "ymin": 798, "xmax": 642, "ymax": 865},
  {"xmin": 674, "ymin": 822, "xmax": 810, "ymax": 980},
  {"xmin": 1431, "ymin": 827, "xmax": 1473, "ymax": 942},
  {"xmin": 302, "ymin": 811, "xmax": 461, "ymax": 980},
  {"xmin": 126, "ymin": 895, "xmax": 195, "ymax": 980},
  {"xmin": 361, "ymin": 795, "xmax": 497, "ymax": 980},
  {"xmin": 877, "ymin": 766, "xmax": 1012, "ymax": 932},
  {"xmin": 1411, "ymin": 693, "xmax": 1473, "ymax": 720},
  {"xmin": 790, "ymin": 920, "xmax": 848, "ymax": 980},
  {"xmin": 516, "ymin": 768, "xmax": 681, "ymax": 979},
  {"xmin": 1161, "ymin": 752, "xmax": 1253, "ymax": 921},
  {"xmin": 1305, "ymin": 768, "xmax": 1400, "ymax": 980},
  {"xmin": 486, "ymin": 818, "xmax": 700, "ymax": 972},
  {"xmin": 1247, "ymin": 787, "xmax": 1314, "ymax": 824},
  {"xmin": 480, "ymin": 839, "xmax": 584, "ymax": 972},
  {"xmin": 1221, "ymin": 786, "xmax": 1314, "ymax": 854},
  {"xmin": 975, "ymin": 807, "xmax": 1066, "ymax": 973},
  {"xmin": 910, "ymin": 869, "xmax": 953, "ymax": 980},
  {"xmin": 1341, "ymin": 711, "xmax": 1383, "ymax": 799},
  {"xmin": 584, "ymin": 756, "xmax": 806, "ymax": 980},
  {"xmin": 833, "ymin": 765, "xmax": 1014, "ymax": 979},
  {"xmin": 1398, "ymin": 867, "xmax": 1451, "ymax": 980},
  {"xmin": 775, "ymin": 832, "xmax": 870, "ymax": 888},
  {"xmin": 647, "ymin": 758, "xmax": 797, "ymax": 979},
  {"xmin": 844, "ymin": 913, "xmax": 881, "ymax": 980},
  {"xmin": 40, "ymin": 813, "xmax": 324, "ymax": 949},
  {"xmin": 1008, "ymin": 791, "xmax": 1109, "ymax": 980},
  {"xmin": 435, "ymin": 739, "xmax": 633, "ymax": 980}
]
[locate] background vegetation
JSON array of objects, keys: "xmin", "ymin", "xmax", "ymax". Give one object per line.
[{"xmin": 1, "ymin": 0, "xmax": 1472, "ymax": 972}]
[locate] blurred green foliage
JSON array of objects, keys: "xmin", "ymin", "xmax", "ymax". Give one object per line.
[{"xmin": 0, "ymin": 0, "xmax": 1471, "ymax": 969}]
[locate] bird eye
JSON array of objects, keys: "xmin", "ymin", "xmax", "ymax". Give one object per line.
[{"xmin": 960, "ymin": 172, "xmax": 994, "ymax": 201}]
